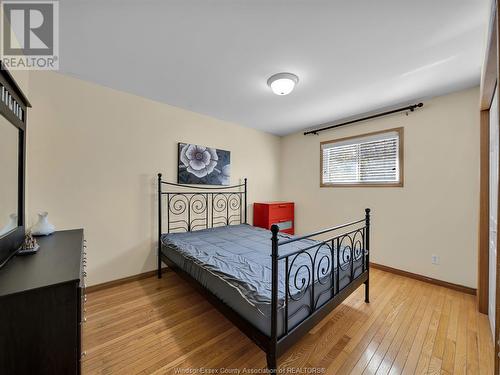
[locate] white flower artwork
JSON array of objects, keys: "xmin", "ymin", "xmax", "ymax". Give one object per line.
[{"xmin": 178, "ymin": 143, "xmax": 231, "ymax": 185}]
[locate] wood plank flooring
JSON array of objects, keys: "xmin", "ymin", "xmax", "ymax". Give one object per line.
[{"xmin": 82, "ymin": 269, "xmax": 494, "ymax": 374}]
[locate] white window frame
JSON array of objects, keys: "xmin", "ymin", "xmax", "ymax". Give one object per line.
[{"xmin": 320, "ymin": 127, "xmax": 404, "ymax": 187}]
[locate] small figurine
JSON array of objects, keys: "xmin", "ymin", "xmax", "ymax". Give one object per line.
[{"xmin": 18, "ymin": 232, "xmax": 40, "ymax": 255}]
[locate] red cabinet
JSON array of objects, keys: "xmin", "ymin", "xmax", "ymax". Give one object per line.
[{"xmin": 253, "ymin": 202, "xmax": 295, "ymax": 235}]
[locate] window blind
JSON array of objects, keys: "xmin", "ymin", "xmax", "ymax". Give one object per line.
[{"xmin": 321, "ymin": 130, "xmax": 401, "ymax": 185}]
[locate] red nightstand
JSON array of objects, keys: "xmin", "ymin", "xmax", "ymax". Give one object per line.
[{"xmin": 253, "ymin": 202, "xmax": 295, "ymax": 235}]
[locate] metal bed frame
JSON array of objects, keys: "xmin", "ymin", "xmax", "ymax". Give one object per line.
[{"xmin": 157, "ymin": 173, "xmax": 370, "ymax": 370}]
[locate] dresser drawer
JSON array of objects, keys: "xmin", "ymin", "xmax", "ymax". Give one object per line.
[
  {"xmin": 268, "ymin": 203, "xmax": 294, "ymax": 221},
  {"xmin": 253, "ymin": 202, "xmax": 295, "ymax": 234},
  {"xmin": 272, "ymin": 219, "xmax": 293, "ymax": 231}
]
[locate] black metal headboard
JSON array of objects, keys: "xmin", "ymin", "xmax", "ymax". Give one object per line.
[{"xmin": 157, "ymin": 173, "xmax": 247, "ymax": 234}]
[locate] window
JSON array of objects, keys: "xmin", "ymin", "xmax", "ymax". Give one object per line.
[{"xmin": 320, "ymin": 128, "xmax": 403, "ymax": 187}]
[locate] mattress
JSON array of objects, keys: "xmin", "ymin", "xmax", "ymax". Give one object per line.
[{"xmin": 161, "ymin": 224, "xmax": 363, "ymax": 337}]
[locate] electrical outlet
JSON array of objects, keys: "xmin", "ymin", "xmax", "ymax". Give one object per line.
[{"xmin": 431, "ymin": 255, "xmax": 440, "ymax": 265}]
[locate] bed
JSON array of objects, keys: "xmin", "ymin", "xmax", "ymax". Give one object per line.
[{"xmin": 157, "ymin": 174, "xmax": 370, "ymax": 370}]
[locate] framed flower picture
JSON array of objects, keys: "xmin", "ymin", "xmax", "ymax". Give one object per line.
[{"xmin": 178, "ymin": 143, "xmax": 231, "ymax": 185}]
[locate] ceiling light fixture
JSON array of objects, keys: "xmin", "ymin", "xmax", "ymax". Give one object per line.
[{"xmin": 267, "ymin": 72, "xmax": 299, "ymax": 95}]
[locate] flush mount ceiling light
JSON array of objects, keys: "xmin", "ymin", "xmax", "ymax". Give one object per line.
[{"xmin": 267, "ymin": 72, "xmax": 299, "ymax": 95}]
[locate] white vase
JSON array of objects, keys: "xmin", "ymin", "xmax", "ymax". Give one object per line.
[
  {"xmin": 31, "ymin": 212, "xmax": 55, "ymax": 236},
  {"xmin": 0, "ymin": 213, "xmax": 17, "ymax": 236}
]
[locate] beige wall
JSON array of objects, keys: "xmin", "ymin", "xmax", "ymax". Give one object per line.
[
  {"xmin": 23, "ymin": 70, "xmax": 480, "ymax": 288},
  {"xmin": 26, "ymin": 72, "xmax": 281, "ymax": 285},
  {"xmin": 10, "ymin": 70, "xmax": 29, "ymax": 95},
  {"xmin": 280, "ymin": 87, "xmax": 480, "ymax": 288}
]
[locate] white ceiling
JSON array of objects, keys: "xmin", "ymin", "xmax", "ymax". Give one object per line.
[{"xmin": 59, "ymin": 0, "xmax": 490, "ymax": 135}]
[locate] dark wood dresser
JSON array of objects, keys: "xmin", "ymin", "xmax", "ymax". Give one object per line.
[
  {"xmin": 253, "ymin": 201, "xmax": 295, "ymax": 234},
  {"xmin": 0, "ymin": 229, "xmax": 86, "ymax": 375}
]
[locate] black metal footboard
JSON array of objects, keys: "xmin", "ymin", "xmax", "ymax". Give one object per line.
[
  {"xmin": 157, "ymin": 173, "xmax": 370, "ymax": 371},
  {"xmin": 266, "ymin": 209, "xmax": 370, "ymax": 369}
]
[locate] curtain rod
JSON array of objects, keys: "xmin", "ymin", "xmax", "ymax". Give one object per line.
[{"xmin": 303, "ymin": 102, "xmax": 424, "ymax": 135}]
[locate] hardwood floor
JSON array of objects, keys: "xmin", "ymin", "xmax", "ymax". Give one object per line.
[{"xmin": 82, "ymin": 269, "xmax": 494, "ymax": 374}]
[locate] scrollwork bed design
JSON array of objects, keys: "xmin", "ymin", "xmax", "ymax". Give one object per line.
[
  {"xmin": 157, "ymin": 173, "xmax": 370, "ymax": 370},
  {"xmin": 160, "ymin": 177, "xmax": 247, "ymax": 234}
]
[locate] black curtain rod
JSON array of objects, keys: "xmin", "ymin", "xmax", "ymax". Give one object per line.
[{"xmin": 303, "ymin": 102, "xmax": 424, "ymax": 135}]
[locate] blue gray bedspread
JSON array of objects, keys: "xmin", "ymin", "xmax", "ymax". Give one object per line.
[
  {"xmin": 162, "ymin": 224, "xmax": 346, "ymax": 306},
  {"xmin": 161, "ymin": 224, "xmax": 362, "ymax": 336}
]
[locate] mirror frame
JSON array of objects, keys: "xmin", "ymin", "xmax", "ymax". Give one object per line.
[{"xmin": 0, "ymin": 62, "xmax": 31, "ymax": 268}]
